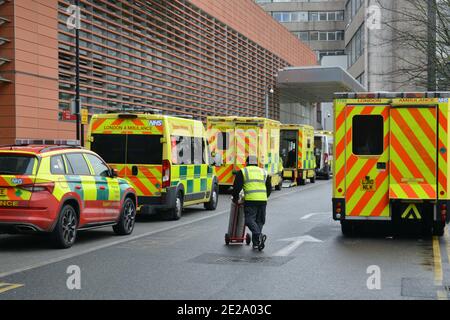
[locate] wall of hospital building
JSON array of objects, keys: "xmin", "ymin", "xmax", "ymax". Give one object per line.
[
  {"xmin": 279, "ymin": 102, "xmax": 315, "ymax": 127},
  {"xmin": 0, "ymin": 0, "xmax": 316, "ymax": 144}
]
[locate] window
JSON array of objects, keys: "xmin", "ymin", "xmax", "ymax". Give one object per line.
[
  {"xmin": 85, "ymin": 154, "xmax": 110, "ymax": 177},
  {"xmin": 127, "ymin": 135, "xmax": 163, "ymax": 164},
  {"xmin": 65, "ymin": 153, "xmax": 91, "ymax": 175},
  {"xmin": 50, "ymin": 155, "xmax": 66, "ymax": 174},
  {"xmin": 193, "ymin": 137, "xmax": 205, "ymax": 165},
  {"xmin": 352, "ymin": 115, "xmax": 384, "ymax": 155},
  {"xmin": 217, "ymin": 132, "xmax": 230, "ymax": 150},
  {"xmin": 0, "ymin": 155, "xmax": 35, "ymax": 175},
  {"xmin": 172, "ymin": 136, "xmax": 192, "ymax": 165},
  {"xmin": 91, "ymin": 134, "xmax": 126, "ymax": 164}
]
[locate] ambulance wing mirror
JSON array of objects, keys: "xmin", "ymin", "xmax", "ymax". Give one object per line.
[{"xmin": 110, "ymin": 168, "xmax": 118, "ymax": 178}]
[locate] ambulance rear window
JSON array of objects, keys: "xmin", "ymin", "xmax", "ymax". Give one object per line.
[
  {"xmin": 91, "ymin": 134, "xmax": 126, "ymax": 164},
  {"xmin": 127, "ymin": 134, "xmax": 163, "ymax": 164},
  {"xmin": 217, "ymin": 132, "xmax": 230, "ymax": 150},
  {"xmin": 352, "ymin": 115, "xmax": 383, "ymax": 155},
  {"xmin": 0, "ymin": 154, "xmax": 35, "ymax": 175}
]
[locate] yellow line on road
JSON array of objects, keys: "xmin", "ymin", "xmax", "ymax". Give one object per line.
[
  {"xmin": 432, "ymin": 236, "xmax": 443, "ymax": 286},
  {"xmin": 0, "ymin": 282, "xmax": 24, "ymax": 294}
]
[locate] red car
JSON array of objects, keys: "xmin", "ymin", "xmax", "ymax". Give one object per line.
[{"xmin": 0, "ymin": 141, "xmax": 137, "ymax": 248}]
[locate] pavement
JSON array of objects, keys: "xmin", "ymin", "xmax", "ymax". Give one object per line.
[{"xmin": 1, "ymin": 180, "xmax": 450, "ymax": 300}]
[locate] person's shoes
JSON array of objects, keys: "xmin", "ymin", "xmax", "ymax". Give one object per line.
[
  {"xmin": 252, "ymin": 245, "xmax": 259, "ymax": 250},
  {"xmin": 258, "ymin": 234, "xmax": 267, "ymax": 251}
]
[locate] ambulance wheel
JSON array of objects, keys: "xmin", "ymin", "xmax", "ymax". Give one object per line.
[
  {"xmin": 169, "ymin": 192, "xmax": 183, "ymax": 221},
  {"xmin": 310, "ymin": 175, "xmax": 316, "ymax": 183},
  {"xmin": 225, "ymin": 233, "xmax": 230, "ymax": 245},
  {"xmin": 432, "ymin": 222, "xmax": 445, "ymax": 237},
  {"xmin": 113, "ymin": 197, "xmax": 136, "ymax": 235},
  {"xmin": 245, "ymin": 233, "xmax": 251, "ymax": 245},
  {"xmin": 275, "ymin": 179, "xmax": 282, "ymax": 191},
  {"xmin": 204, "ymin": 184, "xmax": 219, "ymax": 210},
  {"xmin": 52, "ymin": 204, "xmax": 78, "ymax": 249},
  {"xmin": 297, "ymin": 177, "xmax": 306, "ymax": 186},
  {"xmin": 341, "ymin": 221, "xmax": 354, "ymax": 237}
]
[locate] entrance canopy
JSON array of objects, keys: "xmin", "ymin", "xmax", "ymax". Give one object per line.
[{"xmin": 277, "ymin": 66, "xmax": 366, "ymax": 103}]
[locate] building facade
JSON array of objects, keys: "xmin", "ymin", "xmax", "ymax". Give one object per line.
[
  {"xmin": 345, "ymin": 0, "xmax": 427, "ymax": 91},
  {"xmin": 256, "ymin": 0, "xmax": 346, "ymax": 61},
  {"xmin": 0, "ymin": 0, "xmax": 316, "ymax": 144}
]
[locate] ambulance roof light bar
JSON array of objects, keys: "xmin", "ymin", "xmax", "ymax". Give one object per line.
[
  {"xmin": 14, "ymin": 139, "xmax": 81, "ymax": 146},
  {"xmin": 335, "ymin": 92, "xmax": 450, "ymax": 99}
]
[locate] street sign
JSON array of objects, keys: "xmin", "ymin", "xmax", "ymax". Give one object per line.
[
  {"xmin": 62, "ymin": 110, "xmax": 76, "ymax": 121},
  {"xmin": 81, "ymin": 108, "xmax": 88, "ymax": 125}
]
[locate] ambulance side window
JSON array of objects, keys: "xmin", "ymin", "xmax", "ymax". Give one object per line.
[
  {"xmin": 65, "ymin": 153, "xmax": 91, "ymax": 176},
  {"xmin": 50, "ymin": 155, "xmax": 66, "ymax": 175},
  {"xmin": 192, "ymin": 137, "xmax": 204, "ymax": 165},
  {"xmin": 172, "ymin": 136, "xmax": 192, "ymax": 165},
  {"xmin": 217, "ymin": 132, "xmax": 229, "ymax": 150},
  {"xmin": 352, "ymin": 115, "xmax": 383, "ymax": 155}
]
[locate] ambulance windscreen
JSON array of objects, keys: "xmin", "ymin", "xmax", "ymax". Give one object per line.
[{"xmin": 352, "ymin": 115, "xmax": 383, "ymax": 156}]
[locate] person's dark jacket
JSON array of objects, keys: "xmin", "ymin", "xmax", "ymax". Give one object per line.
[{"xmin": 232, "ymin": 166, "xmax": 272, "ymax": 206}]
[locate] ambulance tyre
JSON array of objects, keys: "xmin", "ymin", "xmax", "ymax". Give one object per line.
[
  {"xmin": 297, "ymin": 177, "xmax": 306, "ymax": 186},
  {"xmin": 204, "ymin": 183, "xmax": 219, "ymax": 210},
  {"xmin": 275, "ymin": 179, "xmax": 282, "ymax": 191},
  {"xmin": 169, "ymin": 191, "xmax": 183, "ymax": 221},
  {"xmin": 310, "ymin": 175, "xmax": 316, "ymax": 184},
  {"xmin": 113, "ymin": 197, "xmax": 136, "ymax": 235},
  {"xmin": 52, "ymin": 204, "xmax": 78, "ymax": 249},
  {"xmin": 341, "ymin": 221, "xmax": 354, "ymax": 237},
  {"xmin": 432, "ymin": 222, "xmax": 445, "ymax": 237}
]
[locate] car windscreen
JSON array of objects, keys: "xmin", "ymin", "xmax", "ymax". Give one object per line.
[
  {"xmin": 127, "ymin": 134, "xmax": 163, "ymax": 164},
  {"xmin": 0, "ymin": 154, "xmax": 36, "ymax": 175},
  {"xmin": 91, "ymin": 134, "xmax": 126, "ymax": 164}
]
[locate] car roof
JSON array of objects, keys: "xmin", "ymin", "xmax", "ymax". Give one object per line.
[{"xmin": 0, "ymin": 145, "xmax": 85, "ymax": 155}]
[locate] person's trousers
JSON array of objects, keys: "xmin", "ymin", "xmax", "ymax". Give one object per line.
[{"xmin": 244, "ymin": 204, "xmax": 267, "ymax": 245}]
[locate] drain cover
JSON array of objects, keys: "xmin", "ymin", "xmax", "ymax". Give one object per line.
[{"xmin": 190, "ymin": 253, "xmax": 293, "ymax": 267}]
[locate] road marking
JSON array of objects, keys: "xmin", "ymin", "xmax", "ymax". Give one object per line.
[
  {"xmin": 445, "ymin": 228, "xmax": 450, "ymax": 265},
  {"xmin": 0, "ymin": 282, "xmax": 24, "ymax": 294},
  {"xmin": 432, "ymin": 236, "xmax": 443, "ymax": 286},
  {"xmin": 273, "ymin": 235, "xmax": 322, "ymax": 257},
  {"xmin": 300, "ymin": 212, "xmax": 330, "ymax": 220},
  {"xmin": 437, "ymin": 290, "xmax": 448, "ymax": 300},
  {"xmin": 0, "ymin": 181, "xmax": 331, "ymax": 279}
]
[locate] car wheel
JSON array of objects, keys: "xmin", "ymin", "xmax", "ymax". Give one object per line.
[
  {"xmin": 113, "ymin": 197, "xmax": 136, "ymax": 235},
  {"xmin": 204, "ymin": 184, "xmax": 219, "ymax": 210},
  {"xmin": 169, "ymin": 192, "xmax": 183, "ymax": 220},
  {"xmin": 52, "ymin": 204, "xmax": 78, "ymax": 249}
]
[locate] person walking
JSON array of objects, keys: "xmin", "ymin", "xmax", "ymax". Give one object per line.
[{"xmin": 232, "ymin": 155, "xmax": 271, "ymax": 250}]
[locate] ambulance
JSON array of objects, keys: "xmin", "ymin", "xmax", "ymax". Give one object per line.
[
  {"xmin": 87, "ymin": 113, "xmax": 219, "ymax": 220},
  {"xmin": 280, "ymin": 124, "xmax": 316, "ymax": 186},
  {"xmin": 206, "ymin": 117, "xmax": 283, "ymax": 191},
  {"xmin": 333, "ymin": 92, "xmax": 450, "ymax": 236},
  {"xmin": 314, "ymin": 130, "xmax": 334, "ymax": 180}
]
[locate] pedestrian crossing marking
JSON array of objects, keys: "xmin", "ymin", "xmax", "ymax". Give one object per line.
[
  {"xmin": 0, "ymin": 282, "xmax": 24, "ymax": 294},
  {"xmin": 401, "ymin": 203, "xmax": 422, "ymax": 220}
]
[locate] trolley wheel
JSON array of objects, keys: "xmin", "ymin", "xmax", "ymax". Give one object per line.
[
  {"xmin": 225, "ymin": 233, "xmax": 230, "ymax": 245},
  {"xmin": 245, "ymin": 233, "xmax": 251, "ymax": 245}
]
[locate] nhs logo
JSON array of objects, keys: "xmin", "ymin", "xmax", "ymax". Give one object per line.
[
  {"xmin": 438, "ymin": 98, "xmax": 448, "ymax": 103},
  {"xmin": 149, "ymin": 120, "xmax": 163, "ymax": 126}
]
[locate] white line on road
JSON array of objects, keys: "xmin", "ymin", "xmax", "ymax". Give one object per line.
[
  {"xmin": 300, "ymin": 212, "xmax": 331, "ymax": 220},
  {"xmin": 273, "ymin": 235, "xmax": 323, "ymax": 257},
  {"xmin": 0, "ymin": 181, "xmax": 330, "ymax": 279}
]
